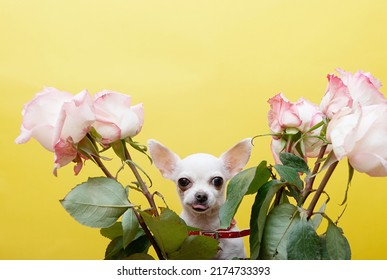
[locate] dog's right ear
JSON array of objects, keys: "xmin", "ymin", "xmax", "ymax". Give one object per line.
[{"xmin": 148, "ymin": 139, "xmax": 180, "ymax": 180}]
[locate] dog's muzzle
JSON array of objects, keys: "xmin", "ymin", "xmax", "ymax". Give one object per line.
[{"xmin": 191, "ymin": 192, "xmax": 209, "ymax": 212}]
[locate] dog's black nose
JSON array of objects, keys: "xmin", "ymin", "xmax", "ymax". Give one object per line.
[{"xmin": 195, "ymin": 192, "xmax": 208, "ymax": 203}]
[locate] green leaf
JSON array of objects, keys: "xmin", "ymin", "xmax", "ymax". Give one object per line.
[
  {"xmin": 287, "ymin": 218, "xmax": 321, "ymax": 259},
  {"xmin": 105, "ymin": 234, "xmax": 150, "ymax": 260},
  {"xmin": 78, "ymin": 135, "xmax": 111, "ymax": 161},
  {"xmin": 340, "ymin": 160, "xmax": 354, "ymax": 206},
  {"xmin": 104, "ymin": 237, "xmax": 124, "ymax": 260},
  {"xmin": 320, "ymin": 150, "xmax": 338, "ymax": 173},
  {"xmin": 260, "ymin": 203, "xmax": 299, "ymax": 259},
  {"xmin": 126, "ymin": 137, "xmax": 153, "ymax": 163},
  {"xmin": 111, "ymin": 140, "xmax": 127, "ymax": 162},
  {"xmin": 319, "ymin": 235, "xmax": 330, "ymax": 260},
  {"xmin": 274, "ymin": 165, "xmax": 303, "ymax": 189},
  {"xmin": 140, "ymin": 208, "xmax": 188, "ymax": 256},
  {"xmin": 100, "ymin": 222, "xmax": 123, "ymax": 240},
  {"xmin": 122, "ymin": 208, "xmax": 140, "ymax": 248},
  {"xmin": 246, "ymin": 161, "xmax": 272, "ymax": 194},
  {"xmin": 249, "ymin": 180, "xmax": 284, "ymax": 259},
  {"xmin": 168, "ymin": 235, "xmax": 218, "ymax": 260},
  {"xmin": 89, "ymin": 127, "xmax": 103, "ymax": 144},
  {"xmin": 325, "ymin": 221, "xmax": 351, "ymax": 260},
  {"xmin": 219, "ymin": 162, "xmax": 271, "ymax": 228},
  {"xmin": 279, "ymin": 152, "xmax": 310, "ymax": 174},
  {"xmin": 60, "ymin": 177, "xmax": 133, "ymax": 228},
  {"xmin": 77, "ymin": 136, "xmax": 99, "ymax": 160},
  {"xmin": 310, "ymin": 202, "xmax": 326, "ymax": 230},
  {"xmin": 308, "ymin": 119, "xmax": 325, "ymax": 133}
]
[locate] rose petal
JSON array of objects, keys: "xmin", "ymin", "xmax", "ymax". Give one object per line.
[
  {"xmin": 93, "ymin": 91, "xmax": 143, "ymax": 143},
  {"xmin": 337, "ymin": 69, "xmax": 386, "ymax": 106},
  {"xmin": 53, "ymin": 137, "xmax": 78, "ymax": 175}
]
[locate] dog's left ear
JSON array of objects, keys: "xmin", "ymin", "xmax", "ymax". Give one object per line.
[{"xmin": 220, "ymin": 138, "xmax": 252, "ymax": 178}]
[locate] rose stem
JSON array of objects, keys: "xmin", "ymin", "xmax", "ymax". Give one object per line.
[
  {"xmin": 306, "ymin": 160, "xmax": 339, "ymax": 219},
  {"xmin": 124, "ymin": 145, "xmax": 159, "ymax": 217},
  {"xmin": 123, "ymin": 145, "xmax": 163, "ymax": 258},
  {"xmin": 133, "ymin": 209, "xmax": 165, "ymax": 260},
  {"xmin": 85, "ymin": 133, "xmax": 116, "ymax": 179},
  {"xmin": 300, "ymin": 144, "xmax": 327, "ymax": 205},
  {"xmin": 91, "ymin": 154, "xmax": 115, "ymax": 179}
]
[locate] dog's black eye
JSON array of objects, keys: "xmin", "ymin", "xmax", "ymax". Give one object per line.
[
  {"xmin": 178, "ymin": 178, "xmax": 191, "ymax": 188},
  {"xmin": 211, "ymin": 177, "xmax": 224, "ymax": 188}
]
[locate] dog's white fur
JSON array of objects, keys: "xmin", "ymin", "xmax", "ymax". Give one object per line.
[{"xmin": 148, "ymin": 138, "xmax": 252, "ymax": 259}]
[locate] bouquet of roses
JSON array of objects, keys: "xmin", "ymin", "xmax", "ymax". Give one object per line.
[{"xmin": 15, "ymin": 69, "xmax": 387, "ymax": 259}]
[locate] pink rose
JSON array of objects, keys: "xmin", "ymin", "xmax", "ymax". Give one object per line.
[
  {"xmin": 267, "ymin": 93, "xmax": 301, "ymax": 134},
  {"xmin": 327, "ymin": 103, "xmax": 387, "ymax": 176},
  {"xmin": 92, "ymin": 91, "xmax": 144, "ymax": 144},
  {"xmin": 15, "ymin": 87, "xmax": 95, "ymax": 175},
  {"xmin": 336, "ymin": 69, "xmax": 386, "ymax": 106},
  {"xmin": 268, "ymin": 94, "xmax": 326, "ymax": 162},
  {"xmin": 293, "ymin": 98, "xmax": 326, "ymax": 158},
  {"xmin": 320, "ymin": 74, "xmax": 353, "ymax": 119},
  {"xmin": 293, "ymin": 98, "xmax": 324, "ymax": 133}
]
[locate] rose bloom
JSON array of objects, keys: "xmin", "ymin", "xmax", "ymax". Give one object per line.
[
  {"xmin": 92, "ymin": 91, "xmax": 144, "ymax": 144},
  {"xmin": 321, "ymin": 70, "xmax": 385, "ymax": 119},
  {"xmin": 267, "ymin": 93, "xmax": 301, "ymax": 134},
  {"xmin": 327, "ymin": 103, "xmax": 387, "ymax": 177},
  {"xmin": 320, "ymin": 74, "xmax": 353, "ymax": 119},
  {"xmin": 336, "ymin": 69, "xmax": 385, "ymax": 106},
  {"xmin": 15, "ymin": 87, "xmax": 95, "ymax": 175},
  {"xmin": 268, "ymin": 94, "xmax": 326, "ymax": 162}
]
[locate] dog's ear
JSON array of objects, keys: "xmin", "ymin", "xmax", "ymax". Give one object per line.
[
  {"xmin": 220, "ymin": 138, "xmax": 252, "ymax": 178},
  {"xmin": 148, "ymin": 139, "xmax": 180, "ymax": 180}
]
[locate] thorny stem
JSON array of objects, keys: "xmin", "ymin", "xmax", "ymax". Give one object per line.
[
  {"xmin": 306, "ymin": 160, "xmax": 339, "ymax": 219},
  {"xmin": 91, "ymin": 154, "xmax": 115, "ymax": 179},
  {"xmin": 132, "ymin": 209, "xmax": 165, "ymax": 260},
  {"xmin": 123, "ymin": 145, "xmax": 163, "ymax": 259},
  {"xmin": 285, "ymin": 135, "xmax": 293, "ymax": 153},
  {"xmin": 124, "ymin": 145, "xmax": 159, "ymax": 217},
  {"xmin": 300, "ymin": 145, "xmax": 327, "ymax": 205}
]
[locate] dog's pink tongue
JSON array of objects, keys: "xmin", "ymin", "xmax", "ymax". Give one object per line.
[{"xmin": 192, "ymin": 204, "xmax": 207, "ymax": 210}]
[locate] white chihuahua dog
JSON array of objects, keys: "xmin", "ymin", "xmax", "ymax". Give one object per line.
[{"xmin": 148, "ymin": 138, "xmax": 252, "ymax": 259}]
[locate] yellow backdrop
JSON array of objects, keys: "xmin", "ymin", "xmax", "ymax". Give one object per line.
[{"xmin": 1, "ymin": 0, "xmax": 386, "ymax": 259}]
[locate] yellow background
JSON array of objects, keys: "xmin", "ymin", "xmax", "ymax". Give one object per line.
[{"xmin": 1, "ymin": 0, "xmax": 387, "ymax": 259}]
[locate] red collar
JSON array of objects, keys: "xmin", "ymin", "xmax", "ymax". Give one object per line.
[{"xmin": 188, "ymin": 219, "xmax": 251, "ymax": 239}]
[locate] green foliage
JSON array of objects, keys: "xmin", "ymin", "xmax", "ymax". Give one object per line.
[
  {"xmin": 340, "ymin": 160, "xmax": 355, "ymax": 205},
  {"xmin": 228, "ymin": 152, "xmax": 351, "ymax": 260},
  {"xmin": 126, "ymin": 137, "xmax": 153, "ymax": 163},
  {"xmin": 279, "ymin": 153, "xmax": 310, "ymax": 175},
  {"xmin": 100, "ymin": 222, "xmax": 123, "ymax": 240},
  {"xmin": 260, "ymin": 203, "xmax": 299, "ymax": 259},
  {"xmin": 105, "ymin": 235, "xmax": 151, "ymax": 260},
  {"xmin": 140, "ymin": 208, "xmax": 218, "ymax": 260},
  {"xmin": 60, "ymin": 177, "xmax": 133, "ymax": 228},
  {"xmin": 122, "ymin": 209, "xmax": 140, "ymax": 248},
  {"xmin": 287, "ymin": 217, "xmax": 321, "ymax": 260},
  {"xmin": 168, "ymin": 236, "xmax": 219, "ymax": 260},
  {"xmin": 111, "ymin": 140, "xmax": 127, "ymax": 162},
  {"xmin": 274, "ymin": 164, "xmax": 304, "ymax": 190},
  {"xmin": 249, "ymin": 180, "xmax": 284, "ymax": 259},
  {"xmin": 324, "ymin": 220, "xmax": 351, "ymax": 260},
  {"xmin": 219, "ymin": 161, "xmax": 271, "ymax": 228},
  {"xmin": 140, "ymin": 208, "xmax": 188, "ymax": 256}
]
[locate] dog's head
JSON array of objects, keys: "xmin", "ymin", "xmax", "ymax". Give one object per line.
[{"xmin": 148, "ymin": 139, "xmax": 252, "ymax": 216}]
